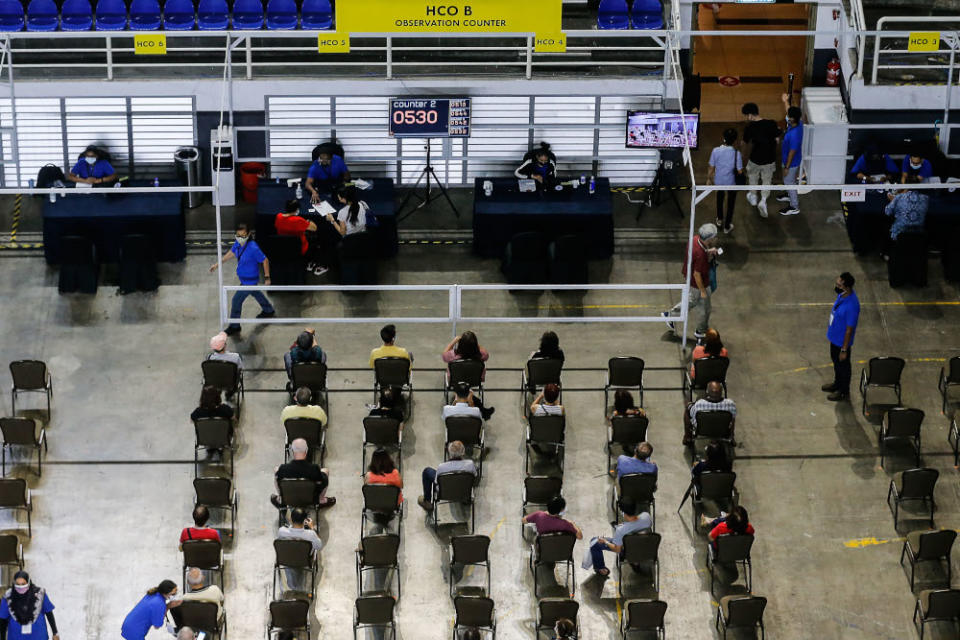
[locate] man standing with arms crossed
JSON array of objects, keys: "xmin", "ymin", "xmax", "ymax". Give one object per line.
[{"xmin": 824, "ymin": 272, "xmax": 860, "ymax": 401}]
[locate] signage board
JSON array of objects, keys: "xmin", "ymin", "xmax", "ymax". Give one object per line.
[
  {"xmin": 389, "ymin": 98, "xmax": 471, "ymax": 138},
  {"xmin": 318, "ymin": 34, "xmax": 350, "ymax": 53},
  {"xmin": 841, "ymin": 187, "xmax": 866, "ymax": 203},
  {"xmin": 337, "ymin": 1, "xmax": 561, "ymax": 35},
  {"xmin": 908, "ymin": 32, "xmax": 940, "ymax": 52},
  {"xmin": 134, "ymin": 34, "xmax": 167, "ymax": 55},
  {"xmin": 534, "ymin": 33, "xmax": 566, "ymax": 53}
]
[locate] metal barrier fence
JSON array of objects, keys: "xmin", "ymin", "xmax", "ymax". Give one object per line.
[{"xmin": 871, "ymin": 18, "xmax": 958, "ymax": 86}]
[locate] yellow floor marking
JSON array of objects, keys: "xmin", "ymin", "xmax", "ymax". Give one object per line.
[
  {"xmin": 773, "ymin": 357, "xmax": 945, "ymax": 376},
  {"xmin": 844, "ymin": 529, "xmax": 960, "ymax": 549},
  {"xmin": 463, "ymin": 517, "xmax": 506, "ymax": 579}
]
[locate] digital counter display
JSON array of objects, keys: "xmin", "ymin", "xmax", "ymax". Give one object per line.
[{"xmin": 389, "ymin": 98, "xmax": 471, "ymax": 138}]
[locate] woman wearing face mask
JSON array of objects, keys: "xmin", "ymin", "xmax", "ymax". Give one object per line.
[
  {"xmin": 515, "ymin": 141, "xmax": 557, "ymax": 187},
  {"xmin": 67, "ymin": 145, "xmax": 117, "ymax": 186},
  {"xmin": 120, "ymin": 579, "xmax": 181, "ymax": 640},
  {"xmin": 0, "ymin": 571, "xmax": 58, "ymax": 640},
  {"xmin": 326, "ymin": 185, "xmax": 369, "ymax": 237}
]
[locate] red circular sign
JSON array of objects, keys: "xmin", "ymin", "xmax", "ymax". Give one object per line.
[{"xmin": 718, "ymin": 76, "xmax": 740, "ymax": 87}]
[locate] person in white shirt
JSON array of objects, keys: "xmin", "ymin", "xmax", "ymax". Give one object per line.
[
  {"xmin": 326, "ymin": 185, "xmax": 369, "ymax": 237},
  {"xmin": 530, "ymin": 383, "xmax": 563, "ymax": 416},
  {"xmin": 178, "ymin": 568, "xmax": 224, "ymax": 621},
  {"xmin": 207, "ymin": 332, "xmax": 242, "ymax": 370},
  {"xmin": 277, "ymin": 508, "xmax": 323, "ymax": 591},
  {"xmin": 442, "ymin": 382, "xmax": 482, "ymax": 421}
]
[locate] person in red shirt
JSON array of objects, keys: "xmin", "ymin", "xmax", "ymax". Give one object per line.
[
  {"xmin": 662, "ymin": 222, "xmax": 719, "ymax": 340},
  {"xmin": 702, "ymin": 505, "xmax": 754, "ymax": 549},
  {"xmin": 178, "ymin": 506, "xmax": 221, "ymax": 549},
  {"xmin": 274, "ymin": 199, "xmax": 326, "ymax": 276}
]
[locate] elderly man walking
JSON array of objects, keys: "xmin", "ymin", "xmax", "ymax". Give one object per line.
[{"xmin": 662, "ymin": 223, "xmax": 720, "ymax": 340}]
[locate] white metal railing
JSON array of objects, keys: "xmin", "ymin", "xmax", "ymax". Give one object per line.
[
  {"xmin": 850, "ymin": 0, "xmax": 867, "ymax": 79},
  {"xmin": 871, "ymin": 18, "xmax": 959, "ymax": 85}
]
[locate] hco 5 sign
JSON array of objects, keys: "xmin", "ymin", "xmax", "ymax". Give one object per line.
[{"xmin": 134, "ymin": 34, "xmax": 167, "ymax": 55}]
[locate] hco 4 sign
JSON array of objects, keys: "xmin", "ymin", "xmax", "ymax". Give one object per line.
[
  {"xmin": 134, "ymin": 34, "xmax": 167, "ymax": 55},
  {"xmin": 908, "ymin": 32, "xmax": 940, "ymax": 52}
]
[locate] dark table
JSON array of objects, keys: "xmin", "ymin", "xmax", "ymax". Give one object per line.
[
  {"xmin": 472, "ymin": 177, "xmax": 614, "ymax": 259},
  {"xmin": 42, "ymin": 181, "xmax": 185, "ymax": 264},
  {"xmin": 844, "ymin": 188, "xmax": 960, "ymax": 255},
  {"xmin": 255, "ymin": 178, "xmax": 397, "ymax": 257}
]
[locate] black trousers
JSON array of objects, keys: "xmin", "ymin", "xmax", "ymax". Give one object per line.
[
  {"xmin": 830, "ymin": 343, "xmax": 852, "ymax": 395},
  {"xmin": 716, "ymin": 191, "xmax": 736, "ymax": 228}
]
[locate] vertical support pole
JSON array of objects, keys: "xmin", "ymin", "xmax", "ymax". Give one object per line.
[
  {"xmin": 449, "ymin": 285, "xmax": 458, "ymax": 339},
  {"xmin": 386, "ymin": 37, "xmax": 393, "ymax": 80},
  {"xmin": 106, "ymin": 36, "xmax": 113, "ymax": 81},
  {"xmin": 942, "ymin": 42, "xmax": 956, "ymax": 155},
  {"xmin": 4, "ymin": 37, "xmax": 21, "ymax": 187},
  {"xmin": 525, "ymin": 36, "xmax": 533, "ymax": 79},
  {"xmin": 226, "ymin": 36, "xmax": 234, "ymax": 127},
  {"xmin": 245, "ymin": 36, "xmax": 252, "ymax": 80}
]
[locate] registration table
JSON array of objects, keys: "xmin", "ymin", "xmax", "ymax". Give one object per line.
[
  {"xmin": 42, "ymin": 182, "xmax": 185, "ymax": 264},
  {"xmin": 255, "ymin": 178, "xmax": 397, "ymax": 257},
  {"xmin": 844, "ymin": 187, "xmax": 960, "ymax": 255},
  {"xmin": 472, "ymin": 177, "xmax": 614, "ymax": 259}
]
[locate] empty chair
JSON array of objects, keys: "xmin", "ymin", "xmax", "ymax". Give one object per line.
[
  {"xmin": 549, "ymin": 234, "xmax": 588, "ymax": 285},
  {"xmin": 299, "ymin": 0, "xmax": 331, "ymax": 29},
  {"xmin": 502, "ymin": 232, "xmax": 549, "ymax": 285},
  {"xmin": 57, "ymin": 235, "xmax": 98, "ymax": 294},
  {"xmin": 194, "ymin": 476, "xmax": 237, "ymax": 537},
  {"xmin": 621, "ymin": 599, "xmax": 667, "ymax": 639},
  {"xmin": 618, "ymin": 531, "xmax": 660, "ymax": 596},
  {"xmin": 273, "ymin": 538, "xmax": 318, "ymax": 599},
  {"xmin": 445, "ymin": 358, "xmax": 485, "ymax": 404},
  {"xmin": 202, "ymin": 359, "xmax": 244, "ymax": 413},
  {"xmin": 0, "ymin": 479, "xmax": 30, "ymax": 537},
  {"xmin": 538, "ymin": 598, "xmax": 578, "ymax": 638},
  {"xmin": 277, "ymin": 478, "xmax": 323, "ymax": 525},
  {"xmin": 690, "ymin": 471, "xmax": 737, "ymax": 530},
  {"xmin": 291, "ymin": 361, "xmax": 329, "ymax": 410},
  {"xmin": 0, "ymin": 0, "xmax": 25, "ymax": 30},
  {"xmin": 25, "ymin": 0, "xmax": 58, "ymax": 30},
  {"xmin": 177, "ymin": 601, "xmax": 224, "ymax": 640},
  {"xmin": 0, "ymin": 534, "xmax": 24, "ymax": 576},
  {"xmin": 362, "ymin": 416, "xmax": 402, "ymax": 472},
  {"xmin": 879, "ymin": 407, "xmax": 924, "ymax": 468},
  {"xmin": 902, "ymin": 529, "xmax": 956, "ymax": 591},
  {"xmin": 631, "ymin": 0, "xmax": 664, "ymax": 29},
  {"xmin": 887, "ymin": 467, "xmax": 939, "ymax": 528},
  {"xmin": 449, "ymin": 535, "xmax": 491, "ymax": 598},
  {"xmin": 529, "ymin": 531, "xmax": 576, "ymax": 598},
  {"xmin": 197, "ymin": 0, "xmax": 229, "ymax": 29},
  {"xmin": 0, "ymin": 417, "xmax": 46, "ymax": 476},
  {"xmin": 707, "ymin": 534, "xmax": 754, "ymax": 594},
  {"xmin": 230, "ymin": 0, "xmax": 263, "ymax": 28},
  {"xmin": 914, "ymin": 588, "xmax": 960, "ymax": 640},
  {"xmin": 523, "ymin": 357, "xmax": 564, "ymax": 396},
  {"xmin": 597, "ymin": 0, "xmax": 629, "ymax": 29},
  {"xmin": 194, "ymin": 417, "xmax": 234, "ymax": 477},
  {"xmin": 118, "ymin": 234, "xmax": 159, "ymax": 293},
  {"xmin": 605, "ymin": 356, "xmax": 645, "ymax": 414},
  {"xmin": 525, "ymin": 414, "xmax": 566, "ymax": 475},
  {"xmin": 453, "ymin": 596, "xmax": 496, "ymax": 639},
  {"xmin": 60, "ymin": 0, "xmax": 93, "ymax": 30},
  {"xmin": 522, "ymin": 476, "xmax": 562, "ymax": 523},
  {"xmin": 267, "ymin": 599, "xmax": 310, "ymax": 640},
  {"xmin": 374, "ymin": 357, "xmax": 411, "ymax": 397},
  {"xmin": 95, "ymin": 0, "xmax": 127, "ymax": 29},
  {"xmin": 361, "ymin": 484, "xmax": 402, "ymax": 535},
  {"xmin": 264, "ymin": 0, "xmax": 295, "ymax": 28},
  {"xmin": 613, "ymin": 473, "xmax": 657, "ymax": 527},
  {"xmin": 607, "ymin": 415, "xmax": 649, "ymax": 472},
  {"xmin": 353, "ymin": 595, "xmax": 395, "ymax": 640},
  {"xmin": 163, "ymin": 0, "xmax": 196, "ymax": 29},
  {"xmin": 356, "ymin": 534, "xmax": 401, "ymax": 598},
  {"xmin": 685, "ymin": 355, "xmax": 730, "ymax": 402},
  {"xmin": 716, "ymin": 595, "xmax": 766, "ymax": 640},
  {"xmin": 284, "ymin": 417, "xmax": 325, "ymax": 465},
  {"xmin": 939, "ymin": 356, "xmax": 960, "ymax": 414},
  {"xmin": 9, "ymin": 360, "xmax": 52, "ymax": 417},
  {"xmin": 432, "ymin": 470, "xmax": 476, "ymax": 532},
  {"xmin": 859, "ymin": 356, "xmax": 905, "ymax": 416},
  {"xmin": 181, "ymin": 539, "xmax": 224, "ymax": 589}
]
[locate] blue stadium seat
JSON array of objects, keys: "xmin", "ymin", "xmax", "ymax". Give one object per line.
[
  {"xmin": 95, "ymin": 0, "xmax": 127, "ymax": 30},
  {"xmin": 597, "ymin": 0, "xmax": 629, "ymax": 30},
  {"xmin": 25, "ymin": 0, "xmax": 57, "ymax": 30},
  {"xmin": 197, "ymin": 0, "xmax": 228, "ymax": 29},
  {"xmin": 265, "ymin": 0, "xmax": 295, "ymax": 30},
  {"xmin": 299, "ymin": 0, "xmax": 331, "ymax": 30},
  {"xmin": 231, "ymin": 0, "xmax": 263, "ymax": 29},
  {"xmin": 0, "ymin": 0, "xmax": 25, "ymax": 31},
  {"xmin": 163, "ymin": 0, "xmax": 196, "ymax": 30},
  {"xmin": 129, "ymin": 0, "xmax": 161, "ymax": 29},
  {"xmin": 631, "ymin": 0, "xmax": 663, "ymax": 29},
  {"xmin": 60, "ymin": 0, "xmax": 93, "ymax": 30}
]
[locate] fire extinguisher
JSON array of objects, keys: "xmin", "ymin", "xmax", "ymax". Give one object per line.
[{"xmin": 826, "ymin": 57, "xmax": 840, "ymax": 87}]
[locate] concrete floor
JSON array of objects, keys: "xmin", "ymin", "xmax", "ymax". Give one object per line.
[{"xmin": 1, "ymin": 133, "xmax": 960, "ymax": 640}]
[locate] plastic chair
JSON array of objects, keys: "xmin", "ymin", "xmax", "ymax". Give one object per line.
[
  {"xmin": 95, "ymin": 0, "xmax": 126, "ymax": 29},
  {"xmin": 60, "ymin": 0, "xmax": 93, "ymax": 30},
  {"xmin": 0, "ymin": 0, "xmax": 25, "ymax": 31},
  {"xmin": 299, "ymin": 0, "xmax": 331, "ymax": 30},
  {"xmin": 231, "ymin": 0, "xmax": 263, "ymax": 29},
  {"xmin": 163, "ymin": 0, "xmax": 196, "ymax": 29},
  {"xmin": 25, "ymin": 0, "xmax": 58, "ymax": 31},
  {"xmin": 631, "ymin": 0, "xmax": 664, "ymax": 30},
  {"xmin": 265, "ymin": 0, "xmax": 295, "ymax": 29},
  {"xmin": 597, "ymin": 0, "xmax": 629, "ymax": 30},
  {"xmin": 902, "ymin": 529, "xmax": 956, "ymax": 591},
  {"xmin": 197, "ymin": 0, "xmax": 228, "ymax": 29},
  {"xmin": 621, "ymin": 599, "xmax": 667, "ymax": 639},
  {"xmin": 129, "ymin": 0, "xmax": 161, "ymax": 29}
]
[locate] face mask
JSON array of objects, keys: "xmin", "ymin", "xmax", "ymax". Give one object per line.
[
  {"xmin": 910, "ymin": 162, "xmax": 922, "ymax": 170},
  {"xmin": 235, "ymin": 235, "xmax": 248, "ymax": 245},
  {"xmin": 85, "ymin": 156, "xmax": 97, "ymax": 165},
  {"xmin": 165, "ymin": 594, "xmax": 176, "ymax": 602},
  {"xmin": 834, "ymin": 286, "xmax": 843, "ymax": 294},
  {"xmin": 13, "ymin": 584, "xmax": 28, "ymax": 594}
]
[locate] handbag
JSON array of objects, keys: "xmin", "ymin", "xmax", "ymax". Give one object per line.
[{"xmin": 734, "ymin": 150, "xmax": 746, "ymax": 185}]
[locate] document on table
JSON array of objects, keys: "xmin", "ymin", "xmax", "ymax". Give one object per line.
[
  {"xmin": 74, "ymin": 182, "xmax": 93, "ymax": 189},
  {"xmin": 312, "ymin": 201, "xmax": 336, "ymax": 216},
  {"xmin": 518, "ymin": 179, "xmax": 536, "ymax": 193},
  {"xmin": 352, "ymin": 178, "xmax": 373, "ymax": 190}
]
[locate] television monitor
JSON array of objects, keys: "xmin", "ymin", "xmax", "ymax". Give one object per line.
[{"xmin": 626, "ymin": 111, "xmax": 699, "ymax": 149}]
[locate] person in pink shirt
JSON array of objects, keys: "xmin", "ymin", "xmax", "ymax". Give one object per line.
[
  {"xmin": 690, "ymin": 328, "xmax": 728, "ymax": 379},
  {"xmin": 522, "ymin": 496, "xmax": 583, "ymax": 538},
  {"xmin": 441, "ymin": 331, "xmax": 489, "ymax": 373}
]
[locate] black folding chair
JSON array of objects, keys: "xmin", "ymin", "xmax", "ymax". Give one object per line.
[
  {"xmin": 692, "ymin": 410, "xmax": 735, "ymax": 456},
  {"xmin": 525, "ymin": 414, "xmax": 566, "ymax": 475},
  {"xmin": 446, "ymin": 359, "xmax": 485, "ymax": 404},
  {"xmin": 356, "ymin": 533, "xmax": 401, "ymax": 599},
  {"xmin": 177, "ymin": 600, "xmax": 225, "ymax": 640},
  {"xmin": 452, "ymin": 596, "xmax": 496, "ymax": 639},
  {"xmin": 284, "ymin": 417, "xmax": 325, "ymax": 466},
  {"xmin": 888, "ymin": 468, "xmax": 939, "ymax": 528},
  {"xmin": 879, "ymin": 407, "xmax": 924, "ymax": 468},
  {"xmin": 0, "ymin": 478, "xmax": 31, "ymax": 537},
  {"xmin": 613, "ymin": 473, "xmax": 657, "ymax": 528},
  {"xmin": 181, "ymin": 539, "xmax": 224, "ymax": 589},
  {"xmin": 901, "ymin": 529, "xmax": 956, "ymax": 591},
  {"xmin": 362, "ymin": 416, "xmax": 402, "ymax": 473},
  {"xmin": 273, "ymin": 538, "xmax": 318, "ymax": 599},
  {"xmin": 449, "ymin": 534, "xmax": 491, "ymax": 598},
  {"xmin": 618, "ymin": 531, "xmax": 661, "ymax": 597},
  {"xmin": 278, "ymin": 478, "xmax": 323, "ymax": 526},
  {"xmin": 607, "ymin": 415, "xmax": 649, "ymax": 472},
  {"xmin": 194, "ymin": 417, "xmax": 234, "ymax": 478},
  {"xmin": 432, "ymin": 471, "xmax": 476, "ymax": 532},
  {"xmin": 353, "ymin": 595, "xmax": 396, "ymax": 640},
  {"xmin": 373, "ymin": 357, "xmax": 412, "ymax": 418},
  {"xmin": 914, "ymin": 588, "xmax": 960, "ymax": 640},
  {"xmin": 521, "ymin": 357, "xmax": 563, "ymax": 413},
  {"xmin": 9, "ymin": 360, "xmax": 52, "ymax": 418},
  {"xmin": 445, "ymin": 415, "xmax": 484, "ymax": 478},
  {"xmin": 621, "ymin": 599, "xmax": 667, "ymax": 639},
  {"xmin": 521, "ymin": 475, "xmax": 563, "ymax": 528},
  {"xmin": 860, "ymin": 356, "xmax": 906, "ymax": 416},
  {"xmin": 529, "ymin": 531, "xmax": 577, "ymax": 599},
  {"xmin": 707, "ymin": 534, "xmax": 754, "ymax": 594},
  {"xmin": 0, "ymin": 534, "xmax": 23, "ymax": 580},
  {"xmin": 605, "ymin": 356, "xmax": 645, "ymax": 415},
  {"xmin": 938, "ymin": 356, "xmax": 960, "ymax": 414},
  {"xmin": 690, "ymin": 471, "xmax": 737, "ymax": 531},
  {"xmin": 537, "ymin": 597, "xmax": 579, "ymax": 638},
  {"xmin": 193, "ymin": 476, "xmax": 237, "ymax": 538},
  {"xmin": 684, "ymin": 355, "xmax": 729, "ymax": 402},
  {"xmin": 268, "ymin": 599, "xmax": 310, "ymax": 640},
  {"xmin": 202, "ymin": 359, "xmax": 243, "ymax": 414},
  {"xmin": 361, "ymin": 483, "xmax": 403, "ymax": 536},
  {"xmin": 0, "ymin": 417, "xmax": 46, "ymax": 476},
  {"xmin": 291, "ymin": 361, "xmax": 329, "ymax": 413},
  {"xmin": 716, "ymin": 595, "xmax": 766, "ymax": 640}
]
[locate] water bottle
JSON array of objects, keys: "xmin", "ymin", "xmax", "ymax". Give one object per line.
[
  {"xmin": 153, "ymin": 177, "xmax": 160, "ymax": 188},
  {"xmin": 27, "ymin": 179, "xmax": 34, "ymax": 189},
  {"xmin": 579, "ymin": 174, "xmax": 586, "ymax": 185},
  {"xmin": 49, "ymin": 191, "xmax": 56, "ymax": 203},
  {"xmin": 588, "ymin": 176, "xmax": 596, "ymax": 195},
  {"xmin": 295, "ymin": 182, "xmax": 303, "ymax": 200}
]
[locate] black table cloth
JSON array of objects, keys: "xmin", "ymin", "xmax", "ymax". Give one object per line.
[{"xmin": 844, "ymin": 188, "xmax": 960, "ymax": 255}]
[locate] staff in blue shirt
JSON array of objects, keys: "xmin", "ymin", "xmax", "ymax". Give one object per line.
[
  {"xmin": 305, "ymin": 151, "xmax": 350, "ymax": 204},
  {"xmin": 900, "ymin": 152, "xmax": 935, "ymax": 183},
  {"xmin": 120, "ymin": 579, "xmax": 181, "ymax": 640},
  {"xmin": 850, "ymin": 144, "xmax": 898, "ymax": 183},
  {"xmin": 210, "ymin": 222, "xmax": 275, "ymax": 336},
  {"xmin": 824, "ymin": 272, "xmax": 860, "ymax": 401},
  {"xmin": 776, "ymin": 94, "xmax": 803, "ymax": 216},
  {"xmin": 67, "ymin": 145, "xmax": 117, "ymax": 186}
]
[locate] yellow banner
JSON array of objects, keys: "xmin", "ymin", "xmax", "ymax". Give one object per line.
[
  {"xmin": 318, "ymin": 33, "xmax": 350, "ymax": 53},
  {"xmin": 336, "ymin": 0, "xmax": 560, "ymax": 34},
  {"xmin": 907, "ymin": 32, "xmax": 940, "ymax": 52},
  {"xmin": 534, "ymin": 32, "xmax": 566, "ymax": 53},
  {"xmin": 133, "ymin": 34, "xmax": 167, "ymax": 55}
]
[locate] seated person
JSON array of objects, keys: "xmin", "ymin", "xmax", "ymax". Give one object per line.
[
  {"xmin": 305, "ymin": 148, "xmax": 350, "ymax": 203},
  {"xmin": 612, "ymin": 389, "xmax": 646, "ymax": 418},
  {"xmin": 614, "ymin": 441, "xmax": 657, "ymax": 478},
  {"xmin": 271, "ymin": 438, "xmax": 336, "ymax": 521},
  {"xmin": 178, "ymin": 568, "xmax": 224, "ymax": 622},
  {"xmin": 683, "ymin": 381, "xmax": 737, "ymax": 446},
  {"xmin": 365, "ymin": 448, "xmax": 403, "ymax": 508},
  {"xmin": 418, "ymin": 440, "xmax": 476, "ymax": 511},
  {"xmin": 442, "ymin": 331, "xmax": 490, "ymax": 381},
  {"xmin": 521, "ymin": 495, "xmax": 582, "ymax": 538},
  {"xmin": 691, "ymin": 440, "xmax": 732, "ymax": 479},
  {"xmin": 850, "ymin": 144, "xmax": 898, "ymax": 183},
  {"xmin": 68, "ymin": 145, "xmax": 117, "ymax": 186},
  {"xmin": 277, "ymin": 507, "xmax": 323, "ymax": 591},
  {"xmin": 690, "ymin": 328, "xmax": 728, "ymax": 380},
  {"xmin": 369, "ymin": 324, "xmax": 413, "ymax": 368},
  {"xmin": 190, "ymin": 385, "xmax": 234, "ymax": 460},
  {"xmin": 444, "ymin": 381, "xmax": 494, "ymax": 421},
  {"xmin": 274, "ymin": 198, "xmax": 323, "ymax": 276},
  {"xmin": 530, "ymin": 330, "xmax": 564, "ymax": 362},
  {"xmin": 326, "ymin": 186, "xmax": 369, "ymax": 238},
  {"xmin": 515, "ymin": 141, "xmax": 557, "ymax": 186},
  {"xmin": 207, "ymin": 331, "xmax": 242, "ymax": 370},
  {"xmin": 901, "ymin": 152, "xmax": 935, "ymax": 183},
  {"xmin": 551, "ymin": 619, "xmax": 576, "ymax": 640},
  {"xmin": 530, "ymin": 383, "xmax": 563, "ymax": 416},
  {"xmin": 884, "ymin": 174, "xmax": 929, "ymax": 255},
  {"xmin": 281, "ymin": 386, "xmax": 328, "ymax": 429},
  {"xmin": 586, "ymin": 497, "xmax": 652, "ymax": 577},
  {"xmin": 179, "ymin": 505, "xmax": 221, "ymax": 549},
  {"xmin": 368, "ymin": 386, "xmax": 405, "ymax": 422},
  {"xmin": 284, "ymin": 328, "xmax": 326, "ymax": 380},
  {"xmin": 702, "ymin": 505, "xmax": 754, "ymax": 549}
]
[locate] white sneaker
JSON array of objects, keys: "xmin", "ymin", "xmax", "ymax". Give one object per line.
[
  {"xmin": 746, "ymin": 192, "xmax": 758, "ymax": 207},
  {"xmin": 313, "ymin": 266, "xmax": 329, "ymax": 275},
  {"xmin": 660, "ymin": 311, "xmax": 675, "ymax": 331},
  {"xmin": 775, "ymin": 194, "xmax": 791, "ymax": 203},
  {"xmin": 758, "ymin": 199, "xmax": 768, "ymax": 218},
  {"xmin": 305, "ymin": 262, "xmax": 315, "ymax": 272},
  {"xmin": 779, "ymin": 206, "xmax": 800, "ymax": 216}
]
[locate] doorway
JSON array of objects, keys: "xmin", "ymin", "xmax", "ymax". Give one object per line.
[{"xmin": 692, "ymin": 2, "xmax": 811, "ymax": 122}]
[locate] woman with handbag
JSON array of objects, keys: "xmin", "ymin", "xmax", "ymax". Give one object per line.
[{"xmin": 707, "ymin": 128, "xmax": 744, "ymax": 234}]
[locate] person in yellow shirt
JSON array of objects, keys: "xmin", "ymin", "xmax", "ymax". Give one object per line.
[
  {"xmin": 280, "ymin": 386, "xmax": 328, "ymax": 428},
  {"xmin": 369, "ymin": 324, "xmax": 413, "ymax": 368}
]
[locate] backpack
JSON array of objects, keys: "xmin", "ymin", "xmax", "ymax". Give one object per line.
[{"xmin": 36, "ymin": 164, "xmax": 65, "ymax": 189}]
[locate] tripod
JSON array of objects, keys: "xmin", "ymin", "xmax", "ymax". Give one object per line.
[{"xmin": 398, "ymin": 138, "xmax": 460, "ymax": 222}]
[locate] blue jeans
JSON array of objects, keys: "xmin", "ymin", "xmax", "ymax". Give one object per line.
[
  {"xmin": 591, "ymin": 539, "xmax": 620, "ymax": 573},
  {"xmin": 422, "ymin": 467, "xmax": 437, "ymax": 502},
  {"xmin": 228, "ymin": 288, "xmax": 274, "ymax": 330}
]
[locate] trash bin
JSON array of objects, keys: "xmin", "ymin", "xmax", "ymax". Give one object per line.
[
  {"xmin": 240, "ymin": 162, "xmax": 267, "ymax": 203},
  {"xmin": 174, "ymin": 146, "xmax": 202, "ymax": 209}
]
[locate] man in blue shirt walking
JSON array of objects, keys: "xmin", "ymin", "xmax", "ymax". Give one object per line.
[
  {"xmin": 210, "ymin": 223, "xmax": 275, "ymax": 336},
  {"xmin": 824, "ymin": 272, "xmax": 860, "ymax": 401},
  {"xmin": 776, "ymin": 94, "xmax": 803, "ymax": 216}
]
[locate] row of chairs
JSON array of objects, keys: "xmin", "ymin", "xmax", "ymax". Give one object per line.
[
  {"xmin": 597, "ymin": 0, "xmax": 663, "ymax": 30},
  {"xmin": 0, "ymin": 0, "xmax": 333, "ymax": 31}
]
